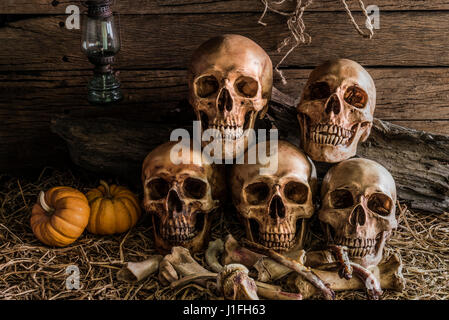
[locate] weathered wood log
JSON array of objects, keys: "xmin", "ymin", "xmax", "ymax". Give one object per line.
[{"xmin": 51, "ymin": 89, "xmax": 449, "ymax": 213}]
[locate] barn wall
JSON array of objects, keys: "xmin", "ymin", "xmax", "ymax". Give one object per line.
[{"xmin": 0, "ymin": 0, "xmax": 448, "ymax": 172}]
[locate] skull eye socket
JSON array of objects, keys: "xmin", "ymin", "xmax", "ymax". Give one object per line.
[
  {"xmin": 330, "ymin": 189, "xmax": 354, "ymax": 209},
  {"xmin": 245, "ymin": 182, "xmax": 270, "ymax": 205},
  {"xmin": 195, "ymin": 75, "xmax": 219, "ymax": 98},
  {"xmin": 147, "ymin": 178, "xmax": 169, "ymax": 200},
  {"xmin": 308, "ymin": 81, "xmax": 331, "ymax": 100},
  {"xmin": 235, "ymin": 76, "xmax": 259, "ymax": 98},
  {"xmin": 284, "ymin": 181, "xmax": 309, "ymax": 204},
  {"xmin": 183, "ymin": 177, "xmax": 207, "ymax": 199},
  {"xmin": 367, "ymin": 193, "xmax": 393, "ymax": 216},
  {"xmin": 344, "ymin": 86, "xmax": 368, "ymax": 108}
]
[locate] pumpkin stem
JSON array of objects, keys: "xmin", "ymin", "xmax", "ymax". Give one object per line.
[
  {"xmin": 100, "ymin": 180, "xmax": 112, "ymax": 199},
  {"xmin": 39, "ymin": 191, "xmax": 54, "ymax": 214}
]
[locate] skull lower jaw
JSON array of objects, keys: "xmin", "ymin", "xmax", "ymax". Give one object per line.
[
  {"xmin": 325, "ymin": 224, "xmax": 388, "ymax": 267},
  {"xmin": 152, "ymin": 211, "xmax": 211, "ymax": 253}
]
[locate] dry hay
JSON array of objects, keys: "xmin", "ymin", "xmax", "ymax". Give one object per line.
[{"xmin": 0, "ymin": 167, "xmax": 448, "ymax": 300}]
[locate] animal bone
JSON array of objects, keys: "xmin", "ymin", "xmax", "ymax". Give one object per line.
[
  {"xmin": 208, "ymin": 237, "xmax": 302, "ymax": 300},
  {"xmin": 158, "ymin": 246, "xmax": 210, "ymax": 286},
  {"xmin": 328, "ymin": 245, "xmax": 353, "ymax": 280},
  {"xmin": 254, "ymin": 249, "xmax": 306, "ymax": 282},
  {"xmin": 216, "ymin": 264, "xmax": 259, "ymax": 300},
  {"xmin": 289, "ymin": 253, "xmax": 405, "ymax": 299},
  {"xmin": 243, "ymin": 239, "xmax": 335, "ymax": 300},
  {"xmin": 169, "ymin": 264, "xmax": 260, "ymax": 300},
  {"xmin": 223, "ymin": 234, "xmax": 306, "ymax": 282},
  {"xmin": 117, "ymin": 255, "xmax": 163, "ymax": 282},
  {"xmin": 159, "ymin": 245, "xmax": 259, "ymax": 300},
  {"xmin": 223, "ymin": 234, "xmax": 263, "ymax": 267},
  {"xmin": 206, "ymin": 238, "xmax": 225, "ymax": 273}
]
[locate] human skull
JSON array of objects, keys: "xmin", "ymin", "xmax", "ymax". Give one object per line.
[
  {"xmin": 319, "ymin": 158, "xmax": 397, "ymax": 267},
  {"xmin": 142, "ymin": 141, "xmax": 226, "ymax": 253},
  {"xmin": 297, "ymin": 59, "xmax": 376, "ymax": 163},
  {"xmin": 188, "ymin": 34, "xmax": 273, "ymax": 160},
  {"xmin": 230, "ymin": 140, "xmax": 317, "ymax": 252}
]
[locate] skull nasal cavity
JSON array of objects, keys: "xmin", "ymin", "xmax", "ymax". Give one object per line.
[
  {"xmin": 167, "ymin": 189, "xmax": 183, "ymax": 214},
  {"xmin": 269, "ymin": 195, "xmax": 285, "ymax": 219},
  {"xmin": 349, "ymin": 205, "xmax": 366, "ymax": 226},
  {"xmin": 325, "ymin": 95, "xmax": 341, "ymax": 115},
  {"xmin": 218, "ymin": 88, "xmax": 233, "ymax": 112}
]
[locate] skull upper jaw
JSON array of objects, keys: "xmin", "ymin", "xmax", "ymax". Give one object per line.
[
  {"xmin": 151, "ymin": 209, "xmax": 215, "ymax": 254},
  {"xmin": 241, "ymin": 206, "xmax": 312, "ymax": 253},
  {"xmin": 298, "ymin": 113, "xmax": 372, "ymax": 163},
  {"xmin": 197, "ymin": 109, "xmax": 259, "ymax": 161}
]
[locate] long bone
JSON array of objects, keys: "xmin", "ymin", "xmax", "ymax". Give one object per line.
[
  {"xmin": 243, "ymin": 239, "xmax": 335, "ymax": 300},
  {"xmin": 158, "ymin": 246, "xmax": 210, "ymax": 286},
  {"xmin": 206, "ymin": 238, "xmax": 302, "ymax": 300},
  {"xmin": 223, "ymin": 234, "xmax": 303, "ymax": 282},
  {"xmin": 158, "ymin": 246, "xmax": 259, "ymax": 300},
  {"xmin": 117, "ymin": 255, "xmax": 163, "ymax": 282},
  {"xmin": 288, "ymin": 253, "xmax": 405, "ymax": 299}
]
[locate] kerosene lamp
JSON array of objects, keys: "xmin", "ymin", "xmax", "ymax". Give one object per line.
[{"xmin": 81, "ymin": 0, "xmax": 123, "ymax": 104}]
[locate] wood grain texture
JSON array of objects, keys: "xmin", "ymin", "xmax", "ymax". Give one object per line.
[
  {"xmin": 2, "ymin": 0, "xmax": 449, "ymax": 14},
  {"xmin": 2, "ymin": 11, "xmax": 449, "ymax": 71},
  {"xmin": 2, "ymin": 68, "xmax": 449, "ymax": 125}
]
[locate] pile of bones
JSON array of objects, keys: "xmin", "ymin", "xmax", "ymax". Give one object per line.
[{"xmin": 117, "ymin": 35, "xmax": 405, "ymax": 300}]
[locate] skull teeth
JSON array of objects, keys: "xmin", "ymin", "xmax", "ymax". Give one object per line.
[
  {"xmin": 160, "ymin": 225, "xmax": 196, "ymax": 243},
  {"xmin": 209, "ymin": 124, "xmax": 244, "ymax": 140},
  {"xmin": 332, "ymin": 237, "xmax": 376, "ymax": 258},
  {"xmin": 259, "ymin": 232, "xmax": 295, "ymax": 251},
  {"xmin": 311, "ymin": 124, "xmax": 352, "ymax": 146}
]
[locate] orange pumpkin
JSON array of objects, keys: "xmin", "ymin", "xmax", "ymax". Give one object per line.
[
  {"xmin": 31, "ymin": 187, "xmax": 90, "ymax": 247},
  {"xmin": 86, "ymin": 180, "xmax": 141, "ymax": 235}
]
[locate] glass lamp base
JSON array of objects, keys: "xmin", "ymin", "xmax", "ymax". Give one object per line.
[{"xmin": 87, "ymin": 73, "xmax": 123, "ymax": 105}]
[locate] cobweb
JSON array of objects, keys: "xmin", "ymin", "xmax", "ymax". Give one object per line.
[{"xmin": 258, "ymin": 0, "xmax": 375, "ymax": 84}]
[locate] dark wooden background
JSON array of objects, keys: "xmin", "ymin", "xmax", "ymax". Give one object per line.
[{"xmin": 1, "ymin": 0, "xmax": 448, "ymax": 174}]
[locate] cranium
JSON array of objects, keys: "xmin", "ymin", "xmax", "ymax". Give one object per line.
[
  {"xmin": 142, "ymin": 141, "xmax": 226, "ymax": 253},
  {"xmin": 297, "ymin": 59, "xmax": 376, "ymax": 163},
  {"xmin": 188, "ymin": 34, "xmax": 273, "ymax": 160},
  {"xmin": 230, "ymin": 140, "xmax": 317, "ymax": 252},
  {"xmin": 319, "ymin": 158, "xmax": 397, "ymax": 267}
]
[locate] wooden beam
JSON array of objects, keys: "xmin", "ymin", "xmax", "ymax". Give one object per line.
[
  {"xmin": 2, "ymin": 12, "xmax": 449, "ymax": 71},
  {"xmin": 2, "ymin": 0, "xmax": 449, "ymax": 14}
]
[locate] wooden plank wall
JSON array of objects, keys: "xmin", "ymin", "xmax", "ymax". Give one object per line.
[{"xmin": 0, "ymin": 0, "xmax": 448, "ymax": 172}]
